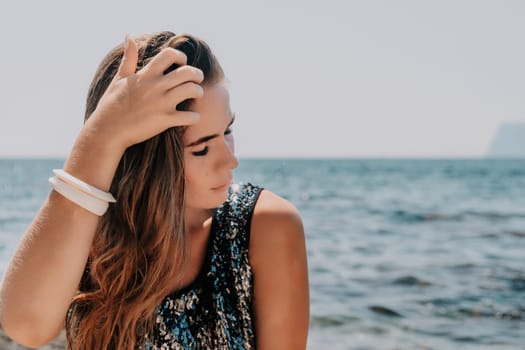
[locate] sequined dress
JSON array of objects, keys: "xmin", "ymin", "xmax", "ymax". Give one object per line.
[{"xmin": 146, "ymin": 182, "xmax": 263, "ymax": 349}]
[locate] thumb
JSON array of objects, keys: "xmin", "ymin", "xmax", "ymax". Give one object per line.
[{"xmin": 115, "ymin": 35, "xmax": 138, "ymax": 79}]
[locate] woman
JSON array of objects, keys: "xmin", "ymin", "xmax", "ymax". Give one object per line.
[{"xmin": 0, "ymin": 31, "xmax": 309, "ymax": 349}]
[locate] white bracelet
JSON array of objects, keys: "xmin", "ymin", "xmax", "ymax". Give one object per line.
[
  {"xmin": 52, "ymin": 169, "xmax": 116, "ymax": 203},
  {"xmin": 48, "ymin": 176, "xmax": 110, "ymax": 216}
]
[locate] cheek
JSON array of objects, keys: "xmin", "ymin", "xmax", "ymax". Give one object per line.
[
  {"xmin": 184, "ymin": 164, "xmax": 197, "ymax": 186},
  {"xmin": 184, "ymin": 157, "xmax": 209, "ymax": 188},
  {"xmin": 184, "ymin": 164, "xmax": 206, "ymax": 206},
  {"xmin": 184, "ymin": 156, "xmax": 196, "ymax": 187}
]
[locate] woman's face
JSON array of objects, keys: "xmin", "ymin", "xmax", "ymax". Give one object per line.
[{"xmin": 183, "ymin": 82, "xmax": 238, "ymax": 209}]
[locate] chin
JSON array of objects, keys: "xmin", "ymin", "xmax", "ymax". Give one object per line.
[
  {"xmin": 210, "ymin": 188, "xmax": 229, "ymax": 207},
  {"xmin": 191, "ymin": 189, "xmax": 229, "ymax": 209}
]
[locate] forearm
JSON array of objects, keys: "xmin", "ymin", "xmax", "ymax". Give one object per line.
[
  {"xmin": 0, "ymin": 128, "xmax": 124, "ymax": 346},
  {"xmin": 0, "ymin": 36, "xmax": 203, "ymax": 347}
]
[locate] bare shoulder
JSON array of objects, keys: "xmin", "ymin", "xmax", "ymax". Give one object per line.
[
  {"xmin": 249, "ymin": 190, "xmax": 305, "ymax": 267},
  {"xmin": 252, "ymin": 188, "xmax": 300, "ymax": 215},
  {"xmin": 248, "ymin": 189, "xmax": 309, "ymax": 348}
]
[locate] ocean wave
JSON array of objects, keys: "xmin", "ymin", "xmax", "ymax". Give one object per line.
[
  {"xmin": 310, "ymin": 314, "xmax": 360, "ymax": 328},
  {"xmin": 391, "ymin": 275, "xmax": 433, "ymax": 287},
  {"xmin": 385, "ymin": 209, "xmax": 525, "ymax": 223},
  {"xmin": 418, "ymin": 299, "xmax": 524, "ymax": 321}
]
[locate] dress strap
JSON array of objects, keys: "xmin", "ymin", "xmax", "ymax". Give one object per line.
[{"xmin": 214, "ymin": 183, "xmax": 263, "ymax": 252}]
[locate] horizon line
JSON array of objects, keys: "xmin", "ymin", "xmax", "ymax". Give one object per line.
[{"xmin": 1, "ymin": 155, "xmax": 524, "ymax": 161}]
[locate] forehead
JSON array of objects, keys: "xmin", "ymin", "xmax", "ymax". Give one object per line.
[{"xmin": 183, "ymin": 83, "xmax": 232, "ymax": 143}]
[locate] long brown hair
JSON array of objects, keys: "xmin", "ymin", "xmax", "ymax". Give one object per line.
[{"xmin": 65, "ymin": 31, "xmax": 224, "ymax": 350}]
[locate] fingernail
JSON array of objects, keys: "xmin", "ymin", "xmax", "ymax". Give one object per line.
[{"xmin": 123, "ymin": 34, "xmax": 130, "ymax": 51}]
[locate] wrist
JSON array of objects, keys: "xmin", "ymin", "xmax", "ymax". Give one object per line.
[
  {"xmin": 81, "ymin": 114, "xmax": 128, "ymax": 156},
  {"xmin": 63, "ymin": 126, "xmax": 125, "ymax": 192}
]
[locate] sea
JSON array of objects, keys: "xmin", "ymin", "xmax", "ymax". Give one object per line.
[{"xmin": 0, "ymin": 158, "xmax": 524, "ymax": 350}]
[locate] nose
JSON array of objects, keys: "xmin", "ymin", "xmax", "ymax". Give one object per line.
[{"xmin": 219, "ymin": 136, "xmax": 238, "ymax": 171}]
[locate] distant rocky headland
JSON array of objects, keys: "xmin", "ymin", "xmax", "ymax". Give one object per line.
[{"xmin": 486, "ymin": 122, "xmax": 525, "ymax": 158}]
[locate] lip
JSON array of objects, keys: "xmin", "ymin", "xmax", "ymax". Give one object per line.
[
  {"xmin": 211, "ymin": 178, "xmax": 232, "ymax": 191},
  {"xmin": 212, "ymin": 183, "xmax": 230, "ymax": 191}
]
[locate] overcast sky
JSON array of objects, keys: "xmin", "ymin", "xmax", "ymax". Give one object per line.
[{"xmin": 0, "ymin": 0, "xmax": 524, "ymax": 158}]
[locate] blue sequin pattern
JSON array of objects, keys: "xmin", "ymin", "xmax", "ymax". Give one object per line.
[{"xmin": 146, "ymin": 183, "xmax": 263, "ymax": 349}]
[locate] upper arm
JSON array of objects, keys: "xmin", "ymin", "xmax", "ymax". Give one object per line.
[{"xmin": 249, "ymin": 190, "xmax": 310, "ymax": 350}]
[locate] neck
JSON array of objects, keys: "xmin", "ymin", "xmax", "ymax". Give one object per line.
[{"xmin": 184, "ymin": 206, "xmax": 213, "ymax": 234}]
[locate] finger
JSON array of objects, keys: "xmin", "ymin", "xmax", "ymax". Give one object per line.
[
  {"xmin": 142, "ymin": 48, "xmax": 187, "ymax": 77},
  {"xmin": 115, "ymin": 35, "xmax": 138, "ymax": 79},
  {"xmin": 162, "ymin": 66, "xmax": 204, "ymax": 91},
  {"xmin": 164, "ymin": 111, "xmax": 201, "ymax": 128},
  {"xmin": 164, "ymin": 82, "xmax": 204, "ymax": 108}
]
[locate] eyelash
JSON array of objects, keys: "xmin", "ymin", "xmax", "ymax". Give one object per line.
[
  {"xmin": 192, "ymin": 147, "xmax": 209, "ymax": 156},
  {"xmin": 192, "ymin": 128, "xmax": 233, "ymax": 157}
]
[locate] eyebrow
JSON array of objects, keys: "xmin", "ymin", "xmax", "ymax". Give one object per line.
[{"xmin": 185, "ymin": 113, "xmax": 236, "ymax": 148}]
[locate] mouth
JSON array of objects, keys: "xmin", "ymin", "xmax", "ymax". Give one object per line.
[
  {"xmin": 211, "ymin": 183, "xmax": 230, "ymax": 191},
  {"xmin": 211, "ymin": 178, "xmax": 232, "ymax": 191}
]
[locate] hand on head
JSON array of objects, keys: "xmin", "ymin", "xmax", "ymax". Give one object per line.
[{"xmin": 84, "ymin": 35, "xmax": 204, "ymax": 152}]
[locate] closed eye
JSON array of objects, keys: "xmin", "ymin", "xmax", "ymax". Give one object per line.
[
  {"xmin": 190, "ymin": 114, "xmax": 235, "ymax": 157},
  {"xmin": 192, "ymin": 146, "xmax": 209, "ymax": 156}
]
